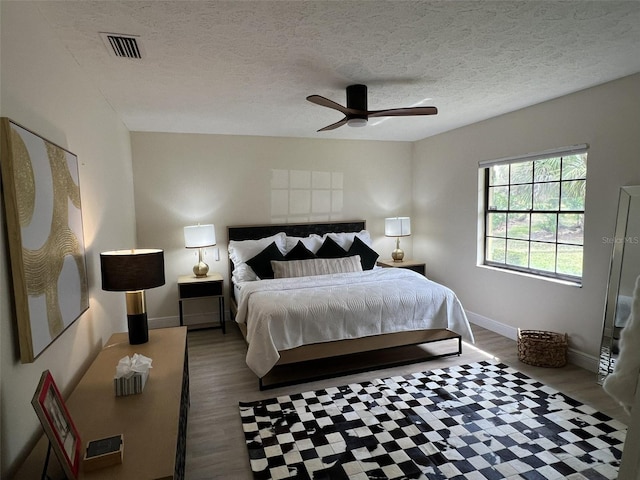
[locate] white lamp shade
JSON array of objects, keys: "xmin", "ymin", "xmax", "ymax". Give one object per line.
[
  {"xmin": 184, "ymin": 224, "xmax": 216, "ymax": 248},
  {"xmin": 385, "ymin": 217, "xmax": 411, "ymax": 237}
]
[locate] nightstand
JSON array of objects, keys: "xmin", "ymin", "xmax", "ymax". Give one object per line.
[
  {"xmin": 178, "ymin": 273, "xmax": 225, "ymax": 333},
  {"xmin": 377, "ymin": 259, "xmax": 426, "ymax": 276}
]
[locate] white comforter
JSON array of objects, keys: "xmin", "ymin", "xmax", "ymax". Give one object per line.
[{"xmin": 235, "ymin": 268, "xmax": 474, "ymax": 378}]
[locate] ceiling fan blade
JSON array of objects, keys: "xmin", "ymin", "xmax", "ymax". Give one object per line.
[
  {"xmin": 368, "ymin": 106, "xmax": 438, "ymax": 117},
  {"xmin": 318, "ymin": 117, "xmax": 349, "ymax": 131},
  {"xmin": 306, "ymin": 95, "xmax": 362, "ymax": 115}
]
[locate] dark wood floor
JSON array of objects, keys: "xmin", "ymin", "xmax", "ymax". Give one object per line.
[{"xmin": 184, "ymin": 321, "xmax": 628, "ymax": 479}]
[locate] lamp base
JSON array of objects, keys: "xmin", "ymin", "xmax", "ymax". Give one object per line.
[
  {"xmin": 127, "ymin": 313, "xmax": 149, "ymax": 344},
  {"xmin": 125, "ymin": 291, "xmax": 149, "ymax": 344},
  {"xmin": 193, "ymin": 247, "xmax": 209, "ymax": 277},
  {"xmin": 391, "ymin": 236, "xmax": 405, "ymax": 262},
  {"xmin": 391, "ymin": 248, "xmax": 405, "ymax": 262},
  {"xmin": 193, "ymin": 261, "xmax": 209, "ymax": 277}
]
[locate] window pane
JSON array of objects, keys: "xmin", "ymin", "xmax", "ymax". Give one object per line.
[
  {"xmin": 506, "ymin": 239, "xmax": 529, "ymax": 268},
  {"xmin": 562, "ymin": 154, "xmax": 587, "ymax": 180},
  {"xmin": 533, "ymin": 182, "xmax": 559, "ymax": 210},
  {"xmin": 560, "ymin": 180, "xmax": 585, "ymax": 210},
  {"xmin": 487, "ymin": 212, "xmax": 506, "ymax": 237},
  {"xmin": 489, "ymin": 165, "xmax": 509, "ymax": 186},
  {"xmin": 486, "ymin": 237, "xmax": 506, "ymax": 263},
  {"xmin": 531, "ymin": 213, "xmax": 557, "ymax": 242},
  {"xmin": 558, "ymin": 213, "xmax": 584, "ymax": 245},
  {"xmin": 507, "ymin": 213, "xmax": 529, "ymax": 240},
  {"xmin": 510, "ymin": 161, "xmax": 533, "ymax": 184},
  {"xmin": 509, "ymin": 184, "xmax": 532, "ymax": 210},
  {"xmin": 534, "ymin": 157, "xmax": 561, "ymax": 182},
  {"xmin": 488, "ymin": 186, "xmax": 509, "ymax": 210},
  {"xmin": 530, "ymin": 242, "xmax": 556, "ymax": 273},
  {"xmin": 557, "ymin": 244, "xmax": 583, "ymax": 277}
]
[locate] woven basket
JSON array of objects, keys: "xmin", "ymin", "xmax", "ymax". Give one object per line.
[{"xmin": 517, "ymin": 329, "xmax": 568, "ymax": 368}]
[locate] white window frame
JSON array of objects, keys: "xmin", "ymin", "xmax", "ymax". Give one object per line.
[{"xmin": 478, "ymin": 144, "xmax": 588, "ymax": 284}]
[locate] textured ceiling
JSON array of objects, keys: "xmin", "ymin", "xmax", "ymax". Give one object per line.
[{"xmin": 35, "ymin": 0, "xmax": 640, "ymax": 142}]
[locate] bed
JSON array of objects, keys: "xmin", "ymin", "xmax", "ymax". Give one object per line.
[{"xmin": 227, "ymin": 220, "xmax": 474, "ymax": 388}]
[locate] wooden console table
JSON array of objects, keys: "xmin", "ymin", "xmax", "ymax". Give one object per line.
[{"xmin": 14, "ymin": 327, "xmax": 189, "ymax": 480}]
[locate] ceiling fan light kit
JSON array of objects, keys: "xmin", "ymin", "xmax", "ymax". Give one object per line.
[
  {"xmin": 347, "ymin": 118, "xmax": 368, "ymax": 127},
  {"xmin": 307, "ymin": 84, "xmax": 438, "ymax": 132}
]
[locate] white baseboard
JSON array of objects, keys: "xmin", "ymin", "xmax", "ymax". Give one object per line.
[
  {"xmin": 149, "ymin": 315, "xmax": 179, "ymax": 329},
  {"xmin": 466, "ymin": 310, "xmax": 518, "ymax": 340},
  {"xmin": 567, "ymin": 349, "xmax": 599, "ymax": 373},
  {"xmin": 149, "ymin": 310, "xmax": 231, "ymax": 330},
  {"xmin": 466, "ymin": 310, "xmax": 600, "ymax": 373}
]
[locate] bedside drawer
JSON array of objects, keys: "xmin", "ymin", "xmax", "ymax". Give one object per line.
[
  {"xmin": 403, "ymin": 264, "xmax": 425, "ymax": 276},
  {"xmin": 179, "ymin": 281, "xmax": 222, "ymax": 299},
  {"xmin": 376, "ymin": 259, "xmax": 426, "ymax": 277}
]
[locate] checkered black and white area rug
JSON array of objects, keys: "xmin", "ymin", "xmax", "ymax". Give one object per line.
[{"xmin": 239, "ymin": 361, "xmax": 626, "ymax": 480}]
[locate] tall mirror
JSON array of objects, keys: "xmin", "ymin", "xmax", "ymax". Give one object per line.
[{"xmin": 598, "ymin": 185, "xmax": 640, "ymax": 384}]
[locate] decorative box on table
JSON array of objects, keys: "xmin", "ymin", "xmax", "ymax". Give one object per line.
[{"xmin": 113, "ymin": 353, "xmax": 152, "ymax": 396}]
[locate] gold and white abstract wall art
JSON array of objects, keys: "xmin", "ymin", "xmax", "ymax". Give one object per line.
[{"xmin": 1, "ymin": 118, "xmax": 89, "ymax": 363}]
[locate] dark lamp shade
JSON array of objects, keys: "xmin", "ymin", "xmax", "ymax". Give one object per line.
[{"xmin": 100, "ymin": 249, "xmax": 165, "ymax": 291}]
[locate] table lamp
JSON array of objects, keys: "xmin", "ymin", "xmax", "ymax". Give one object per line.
[
  {"xmin": 184, "ymin": 224, "xmax": 216, "ymax": 277},
  {"xmin": 385, "ymin": 217, "xmax": 411, "ymax": 262},
  {"xmin": 100, "ymin": 249, "xmax": 165, "ymax": 344}
]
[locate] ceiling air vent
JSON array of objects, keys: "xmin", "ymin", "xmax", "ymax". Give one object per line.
[{"xmin": 100, "ymin": 33, "xmax": 144, "ymax": 59}]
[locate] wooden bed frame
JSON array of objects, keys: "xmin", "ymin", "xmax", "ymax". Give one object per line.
[{"xmin": 227, "ymin": 220, "xmax": 462, "ymax": 388}]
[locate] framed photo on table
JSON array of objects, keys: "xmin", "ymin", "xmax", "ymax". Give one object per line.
[{"xmin": 31, "ymin": 370, "xmax": 82, "ymax": 479}]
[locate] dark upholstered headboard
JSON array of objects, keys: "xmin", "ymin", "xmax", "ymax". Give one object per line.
[
  {"xmin": 227, "ymin": 220, "xmax": 366, "ymax": 298},
  {"xmin": 227, "ymin": 220, "xmax": 366, "ymax": 243}
]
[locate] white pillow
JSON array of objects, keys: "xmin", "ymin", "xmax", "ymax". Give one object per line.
[
  {"xmin": 228, "ymin": 232, "xmax": 286, "ymax": 266},
  {"xmin": 231, "ymin": 263, "xmax": 258, "ymax": 284},
  {"xmin": 284, "ymin": 234, "xmax": 324, "ymax": 254},
  {"xmin": 271, "ymin": 256, "xmax": 363, "ymax": 279},
  {"xmin": 325, "ymin": 230, "xmax": 372, "ymax": 250}
]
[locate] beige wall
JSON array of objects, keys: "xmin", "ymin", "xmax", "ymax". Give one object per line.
[
  {"xmin": 0, "ymin": 2, "xmax": 136, "ymax": 475},
  {"xmin": 412, "ymin": 74, "xmax": 640, "ymax": 368},
  {"xmin": 130, "ymin": 133, "xmax": 413, "ymax": 324}
]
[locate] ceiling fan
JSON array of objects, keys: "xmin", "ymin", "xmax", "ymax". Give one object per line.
[{"xmin": 306, "ymin": 84, "xmax": 438, "ymax": 132}]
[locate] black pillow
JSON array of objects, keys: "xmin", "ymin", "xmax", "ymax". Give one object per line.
[
  {"xmin": 285, "ymin": 241, "xmax": 317, "ymax": 261},
  {"xmin": 348, "ymin": 236, "xmax": 379, "ymax": 270},
  {"xmin": 316, "ymin": 237, "xmax": 348, "ymax": 258},
  {"xmin": 246, "ymin": 242, "xmax": 285, "ymax": 279}
]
